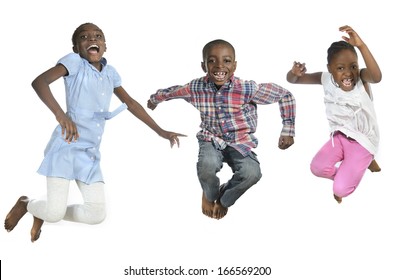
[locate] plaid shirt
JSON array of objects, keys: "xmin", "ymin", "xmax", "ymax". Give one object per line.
[{"xmin": 150, "ymin": 75, "xmax": 296, "ymax": 156}]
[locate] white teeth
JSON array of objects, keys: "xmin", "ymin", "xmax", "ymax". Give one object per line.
[
  {"xmin": 87, "ymin": 45, "xmax": 99, "ymax": 50},
  {"xmin": 213, "ymin": 71, "xmax": 227, "ymax": 81},
  {"xmin": 342, "ymin": 78, "xmax": 352, "ymax": 87}
]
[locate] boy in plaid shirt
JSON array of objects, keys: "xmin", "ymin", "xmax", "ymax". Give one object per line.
[{"xmin": 148, "ymin": 39, "xmax": 296, "ymax": 219}]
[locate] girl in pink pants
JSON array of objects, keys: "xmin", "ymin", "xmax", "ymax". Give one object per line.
[
  {"xmin": 287, "ymin": 25, "xmax": 382, "ymax": 203},
  {"xmin": 310, "ymin": 132, "xmax": 373, "ymax": 200}
]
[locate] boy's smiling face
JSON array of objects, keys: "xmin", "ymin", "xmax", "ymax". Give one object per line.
[
  {"xmin": 201, "ymin": 44, "xmax": 237, "ymax": 87},
  {"xmin": 73, "ymin": 23, "xmax": 107, "ymax": 68}
]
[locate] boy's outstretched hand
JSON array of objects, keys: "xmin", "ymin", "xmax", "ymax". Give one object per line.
[
  {"xmin": 147, "ymin": 100, "xmax": 157, "ymax": 110},
  {"xmin": 278, "ymin": 135, "xmax": 294, "ymax": 150},
  {"xmin": 162, "ymin": 131, "xmax": 187, "ymax": 148}
]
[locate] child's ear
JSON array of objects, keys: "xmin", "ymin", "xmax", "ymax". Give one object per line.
[
  {"xmin": 72, "ymin": 46, "xmax": 78, "ymax": 53},
  {"xmin": 201, "ymin": 61, "xmax": 207, "ymax": 73},
  {"xmin": 327, "ymin": 64, "xmax": 331, "ymax": 73}
]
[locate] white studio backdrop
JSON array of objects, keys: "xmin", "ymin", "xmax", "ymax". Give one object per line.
[{"xmin": 1, "ymin": 1, "xmax": 392, "ymax": 279}]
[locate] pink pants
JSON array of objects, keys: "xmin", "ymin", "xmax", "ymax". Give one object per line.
[{"xmin": 310, "ymin": 132, "xmax": 373, "ymax": 198}]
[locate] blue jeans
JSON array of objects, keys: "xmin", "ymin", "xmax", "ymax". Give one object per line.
[{"xmin": 197, "ymin": 141, "xmax": 262, "ymax": 208}]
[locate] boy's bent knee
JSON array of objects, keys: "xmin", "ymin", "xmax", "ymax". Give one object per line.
[
  {"xmin": 248, "ymin": 171, "xmax": 262, "ymax": 185},
  {"xmin": 254, "ymin": 170, "xmax": 262, "ymax": 181},
  {"xmin": 241, "ymin": 167, "xmax": 262, "ymax": 184}
]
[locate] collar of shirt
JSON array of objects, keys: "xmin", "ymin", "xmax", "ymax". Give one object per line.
[
  {"xmin": 203, "ymin": 74, "xmax": 235, "ymax": 89},
  {"xmin": 80, "ymin": 56, "xmax": 108, "ymax": 70}
]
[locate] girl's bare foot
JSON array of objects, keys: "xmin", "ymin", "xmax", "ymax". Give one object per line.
[
  {"xmin": 334, "ymin": 194, "xmax": 342, "ymax": 204},
  {"xmin": 213, "ymin": 200, "xmax": 228, "ymax": 220},
  {"xmin": 31, "ymin": 216, "xmax": 44, "ymax": 242},
  {"xmin": 368, "ymin": 159, "xmax": 381, "ymax": 172},
  {"xmin": 202, "ymin": 192, "xmax": 215, "ymax": 218},
  {"xmin": 4, "ymin": 196, "xmax": 29, "ymax": 232}
]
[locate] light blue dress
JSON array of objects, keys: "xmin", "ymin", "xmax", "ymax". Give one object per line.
[{"xmin": 37, "ymin": 53, "xmax": 127, "ymax": 184}]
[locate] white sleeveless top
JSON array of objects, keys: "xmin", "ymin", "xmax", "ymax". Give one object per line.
[{"xmin": 321, "ymin": 72, "xmax": 379, "ymax": 155}]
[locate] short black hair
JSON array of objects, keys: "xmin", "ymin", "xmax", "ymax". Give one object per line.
[
  {"xmin": 327, "ymin": 40, "xmax": 357, "ymax": 64},
  {"xmin": 71, "ymin": 23, "xmax": 103, "ymax": 47},
  {"xmin": 202, "ymin": 39, "xmax": 236, "ymax": 61}
]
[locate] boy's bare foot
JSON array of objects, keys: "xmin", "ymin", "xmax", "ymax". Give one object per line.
[
  {"xmin": 368, "ymin": 159, "xmax": 381, "ymax": 172},
  {"xmin": 31, "ymin": 216, "xmax": 44, "ymax": 242},
  {"xmin": 202, "ymin": 192, "xmax": 215, "ymax": 218},
  {"xmin": 4, "ymin": 196, "xmax": 29, "ymax": 232},
  {"xmin": 334, "ymin": 194, "xmax": 342, "ymax": 204},
  {"xmin": 213, "ymin": 200, "xmax": 228, "ymax": 220}
]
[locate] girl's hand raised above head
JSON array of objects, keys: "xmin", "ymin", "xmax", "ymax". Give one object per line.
[{"xmin": 339, "ymin": 25, "xmax": 364, "ymax": 48}]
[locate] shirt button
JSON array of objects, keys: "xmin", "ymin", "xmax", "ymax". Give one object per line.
[
  {"xmin": 98, "ymin": 136, "xmax": 101, "ymax": 140},
  {"xmin": 96, "ymin": 123, "xmax": 100, "ymax": 127}
]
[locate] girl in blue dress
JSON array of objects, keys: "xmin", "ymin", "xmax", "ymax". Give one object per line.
[{"xmin": 4, "ymin": 23, "xmax": 185, "ymax": 242}]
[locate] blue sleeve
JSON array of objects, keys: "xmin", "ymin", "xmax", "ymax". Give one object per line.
[
  {"xmin": 106, "ymin": 65, "xmax": 122, "ymax": 88},
  {"xmin": 57, "ymin": 53, "xmax": 83, "ymax": 76}
]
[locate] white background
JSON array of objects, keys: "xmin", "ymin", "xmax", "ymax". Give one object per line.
[{"xmin": 1, "ymin": 0, "xmax": 392, "ymax": 279}]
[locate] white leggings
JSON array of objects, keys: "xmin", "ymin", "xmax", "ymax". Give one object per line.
[{"xmin": 27, "ymin": 177, "xmax": 106, "ymax": 224}]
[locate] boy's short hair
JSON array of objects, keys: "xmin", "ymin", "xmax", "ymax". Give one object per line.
[{"xmin": 202, "ymin": 39, "xmax": 236, "ymax": 60}]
